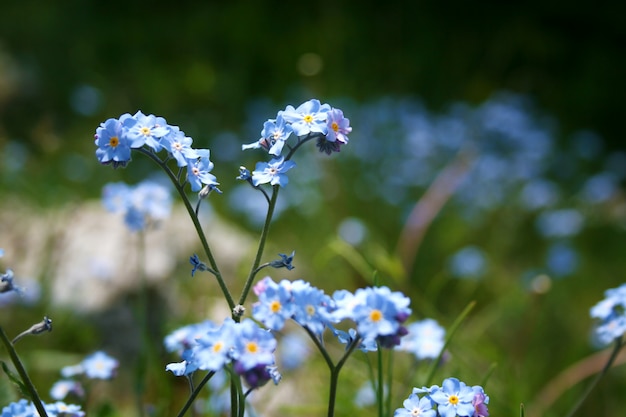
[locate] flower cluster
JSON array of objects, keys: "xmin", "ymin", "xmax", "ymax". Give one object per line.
[
  {"xmin": 47, "ymin": 351, "xmax": 119, "ymax": 403},
  {"xmin": 94, "ymin": 111, "xmax": 219, "ymax": 192},
  {"xmin": 102, "ymin": 179, "xmax": 172, "ymax": 231},
  {"xmin": 1, "ymin": 399, "xmax": 85, "ymax": 417},
  {"xmin": 165, "ymin": 318, "xmax": 279, "ymax": 389},
  {"xmin": 252, "ymin": 277, "xmax": 411, "ymax": 348},
  {"xmin": 395, "ymin": 378, "xmax": 489, "ymax": 417},
  {"xmin": 239, "ymin": 99, "xmax": 351, "ymax": 188},
  {"xmin": 590, "ymin": 283, "xmax": 626, "ymax": 345},
  {"xmin": 242, "ymin": 99, "xmax": 351, "ymax": 157}
]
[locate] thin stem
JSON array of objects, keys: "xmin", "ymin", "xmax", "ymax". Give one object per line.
[
  {"xmin": 0, "ymin": 326, "xmax": 48, "ymax": 417},
  {"xmin": 175, "ymin": 371, "xmax": 215, "ymax": 417},
  {"xmin": 377, "ymin": 344, "xmax": 384, "ymax": 417},
  {"xmin": 303, "ymin": 326, "xmax": 335, "ymax": 371},
  {"xmin": 137, "ymin": 148, "xmax": 235, "ymax": 310},
  {"xmin": 564, "ymin": 337, "xmax": 624, "ymax": 417},
  {"xmin": 237, "ymin": 185, "xmax": 280, "ymax": 310},
  {"xmin": 385, "ymin": 348, "xmax": 394, "ymax": 417},
  {"xmin": 423, "ymin": 300, "xmax": 476, "ymax": 386},
  {"xmin": 327, "ymin": 336, "xmax": 361, "ymax": 417}
]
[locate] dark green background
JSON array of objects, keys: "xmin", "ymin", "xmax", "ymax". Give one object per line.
[{"xmin": 1, "ymin": 2, "xmax": 625, "ymax": 417}]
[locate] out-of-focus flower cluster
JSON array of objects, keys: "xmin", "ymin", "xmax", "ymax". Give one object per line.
[
  {"xmin": 102, "ymin": 179, "xmax": 172, "ymax": 231},
  {"xmin": 590, "ymin": 283, "xmax": 626, "ymax": 345},
  {"xmin": 0, "ymin": 352, "xmax": 117, "ymax": 417},
  {"xmin": 102, "ymin": 180, "xmax": 172, "ymax": 231},
  {"xmin": 48, "ymin": 351, "xmax": 119, "ymax": 403},
  {"xmin": 395, "ymin": 377, "xmax": 489, "ymax": 417},
  {"xmin": 1, "ymin": 399, "xmax": 85, "ymax": 417},
  {"xmin": 252, "ymin": 277, "xmax": 411, "ymax": 349}
]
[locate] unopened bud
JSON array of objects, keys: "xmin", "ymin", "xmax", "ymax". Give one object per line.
[
  {"xmin": 233, "ymin": 305, "xmax": 246, "ymax": 318},
  {"xmin": 12, "ymin": 316, "xmax": 52, "ymax": 344}
]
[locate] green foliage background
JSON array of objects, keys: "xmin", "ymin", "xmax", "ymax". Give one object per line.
[{"xmin": 1, "ymin": 1, "xmax": 625, "ymax": 416}]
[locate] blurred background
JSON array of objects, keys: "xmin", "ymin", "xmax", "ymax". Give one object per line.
[{"xmin": 1, "ymin": 1, "xmax": 625, "ymax": 416}]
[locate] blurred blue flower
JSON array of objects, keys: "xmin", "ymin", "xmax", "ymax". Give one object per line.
[
  {"xmin": 590, "ymin": 283, "xmax": 626, "ymax": 345},
  {"xmin": 535, "ymin": 209, "xmax": 584, "ymax": 238},
  {"xmin": 580, "ymin": 172, "xmax": 619, "ymax": 203},
  {"xmin": 448, "ymin": 246, "xmax": 487, "ymax": 280},
  {"xmin": 277, "ymin": 332, "xmax": 311, "ymax": 370},
  {"xmin": 520, "ymin": 179, "xmax": 560, "ymax": 210},
  {"xmin": 50, "ymin": 380, "xmax": 84, "ymax": 401},
  {"xmin": 546, "ymin": 242, "xmax": 579, "ymax": 277},
  {"xmin": 82, "ymin": 351, "xmax": 119, "ymax": 379},
  {"xmin": 396, "ymin": 319, "xmax": 445, "ymax": 360},
  {"xmin": 102, "ymin": 179, "xmax": 172, "ymax": 231}
]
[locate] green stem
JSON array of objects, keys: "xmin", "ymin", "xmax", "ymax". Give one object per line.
[
  {"xmin": 137, "ymin": 148, "xmax": 235, "ymax": 310},
  {"xmin": 175, "ymin": 371, "xmax": 215, "ymax": 417},
  {"xmin": 423, "ymin": 300, "xmax": 476, "ymax": 386},
  {"xmin": 237, "ymin": 185, "xmax": 280, "ymax": 311},
  {"xmin": 0, "ymin": 326, "xmax": 48, "ymax": 417},
  {"xmin": 377, "ymin": 344, "xmax": 384, "ymax": 417},
  {"xmin": 564, "ymin": 337, "xmax": 624, "ymax": 417},
  {"xmin": 327, "ymin": 336, "xmax": 361, "ymax": 417},
  {"xmin": 385, "ymin": 348, "xmax": 394, "ymax": 417}
]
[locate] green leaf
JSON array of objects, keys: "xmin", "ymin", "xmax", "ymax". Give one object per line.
[{"xmin": 1, "ymin": 360, "xmax": 30, "ymax": 400}]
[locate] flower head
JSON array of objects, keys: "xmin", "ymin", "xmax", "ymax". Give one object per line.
[
  {"xmin": 590, "ymin": 283, "xmax": 626, "ymax": 345},
  {"xmin": 186, "ymin": 149, "xmax": 219, "ymax": 192},
  {"xmin": 252, "ymin": 280, "xmax": 296, "ymax": 331},
  {"xmin": 161, "ymin": 126, "xmax": 199, "ymax": 167},
  {"xmin": 269, "ymin": 251, "xmax": 296, "ymax": 270},
  {"xmin": 94, "ymin": 117, "xmax": 132, "ymax": 168},
  {"xmin": 243, "ymin": 114, "xmax": 294, "ymax": 156},
  {"xmin": 280, "ymin": 99, "xmax": 330, "ymax": 137},
  {"xmin": 81, "ymin": 351, "xmax": 119, "ymax": 379},
  {"xmin": 429, "ymin": 377, "xmax": 476, "ymax": 417},
  {"xmin": 231, "ymin": 318, "xmax": 277, "ymax": 372},
  {"xmin": 394, "ymin": 393, "xmax": 436, "ymax": 417},
  {"xmin": 251, "ymin": 156, "xmax": 296, "ymax": 187},
  {"xmin": 317, "ymin": 108, "xmax": 352, "ymax": 154},
  {"xmin": 125, "ymin": 110, "xmax": 170, "ymax": 151},
  {"xmin": 352, "ymin": 286, "xmax": 411, "ymax": 347}
]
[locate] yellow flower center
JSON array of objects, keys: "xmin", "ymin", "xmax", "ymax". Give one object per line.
[
  {"xmin": 270, "ymin": 300, "xmax": 282, "ymax": 313},
  {"xmin": 370, "ymin": 309, "xmax": 382, "ymax": 322},
  {"xmin": 246, "ymin": 342, "xmax": 259, "ymax": 354},
  {"xmin": 306, "ymin": 304, "xmax": 316, "ymax": 316},
  {"xmin": 109, "ymin": 136, "xmax": 119, "ymax": 147},
  {"xmin": 140, "ymin": 127, "xmax": 151, "ymax": 136},
  {"xmin": 449, "ymin": 395, "xmax": 459, "ymax": 405},
  {"xmin": 303, "ymin": 114, "xmax": 314, "ymax": 124},
  {"xmin": 331, "ymin": 121, "xmax": 339, "ymax": 132},
  {"xmin": 213, "ymin": 341, "xmax": 223, "ymax": 353}
]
